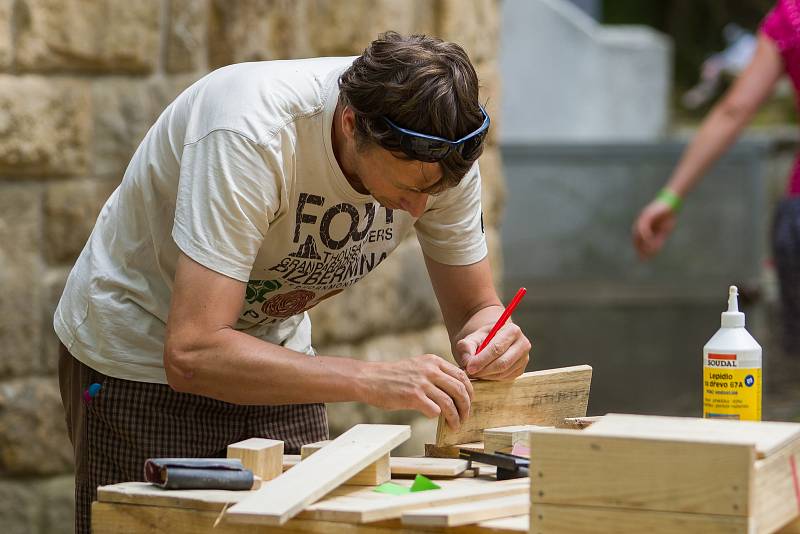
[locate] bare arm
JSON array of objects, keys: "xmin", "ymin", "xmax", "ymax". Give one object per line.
[
  {"xmin": 425, "ymin": 255, "xmax": 531, "ymax": 380},
  {"xmin": 633, "ymin": 33, "xmax": 784, "ymax": 259},
  {"xmin": 164, "ymin": 251, "xmax": 473, "ymax": 429}
]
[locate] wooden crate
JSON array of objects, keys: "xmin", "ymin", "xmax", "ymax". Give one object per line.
[{"xmin": 529, "ymin": 414, "xmax": 800, "ymax": 534}]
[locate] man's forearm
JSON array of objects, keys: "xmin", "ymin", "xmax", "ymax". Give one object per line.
[{"xmin": 164, "ymin": 328, "xmax": 370, "ymax": 405}]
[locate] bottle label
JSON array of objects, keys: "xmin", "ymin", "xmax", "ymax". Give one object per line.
[{"xmin": 703, "ymin": 355, "xmax": 761, "ymax": 420}]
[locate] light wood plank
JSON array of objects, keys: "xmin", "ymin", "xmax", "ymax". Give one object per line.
[
  {"xmin": 227, "ymin": 438, "xmax": 284, "ymax": 481},
  {"xmin": 530, "ymin": 503, "xmax": 749, "ymax": 533},
  {"xmin": 226, "ymin": 424, "xmax": 410, "ymax": 526},
  {"xmin": 389, "ymin": 457, "xmax": 468, "ymax": 477},
  {"xmin": 584, "ymin": 413, "xmax": 800, "ymax": 458},
  {"xmin": 484, "ymin": 425, "xmax": 546, "ymax": 454},
  {"xmin": 435, "ymin": 365, "xmax": 592, "ymax": 447},
  {"xmin": 753, "ymin": 438, "xmax": 800, "ymax": 534},
  {"xmin": 304, "ymin": 477, "xmax": 529, "ymax": 523},
  {"xmin": 301, "ymin": 440, "xmax": 390, "ymax": 486},
  {"xmin": 282, "ymin": 454, "xmax": 301, "ymax": 471},
  {"xmin": 401, "ymin": 493, "xmax": 529, "ymax": 527},
  {"xmin": 529, "ymin": 428, "xmax": 753, "ymax": 516}
]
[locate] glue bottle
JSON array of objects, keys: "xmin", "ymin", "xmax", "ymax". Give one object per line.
[{"xmin": 703, "ymin": 286, "xmax": 762, "ymax": 420}]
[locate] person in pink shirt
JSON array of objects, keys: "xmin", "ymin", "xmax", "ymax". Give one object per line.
[{"xmin": 633, "ymin": 0, "xmax": 800, "ymax": 357}]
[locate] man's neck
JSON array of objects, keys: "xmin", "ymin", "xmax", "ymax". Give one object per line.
[{"xmin": 331, "ymin": 103, "xmax": 368, "ymax": 194}]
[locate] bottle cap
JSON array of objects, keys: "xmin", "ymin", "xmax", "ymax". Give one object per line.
[{"xmin": 721, "ymin": 285, "xmax": 745, "ymax": 328}]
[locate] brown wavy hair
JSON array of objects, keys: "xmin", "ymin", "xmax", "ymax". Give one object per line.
[{"xmin": 338, "ymin": 32, "xmax": 486, "ymax": 191}]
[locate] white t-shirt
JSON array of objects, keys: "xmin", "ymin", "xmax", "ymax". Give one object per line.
[{"xmin": 54, "ymin": 57, "xmax": 488, "ymax": 384}]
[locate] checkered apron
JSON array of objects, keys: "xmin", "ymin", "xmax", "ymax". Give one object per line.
[{"xmin": 58, "ymin": 345, "xmax": 328, "ymax": 533}]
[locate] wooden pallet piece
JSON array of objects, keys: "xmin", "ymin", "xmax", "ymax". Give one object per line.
[
  {"xmin": 401, "ymin": 493, "xmax": 530, "ymax": 527},
  {"xmin": 584, "ymin": 413, "xmax": 800, "ymax": 459},
  {"xmin": 529, "ymin": 428, "xmax": 753, "ymax": 516},
  {"xmin": 425, "ymin": 441, "xmax": 484, "ymax": 459},
  {"xmin": 303, "ymin": 477, "xmax": 529, "ymax": 523},
  {"xmin": 435, "ymin": 365, "xmax": 592, "ymax": 447},
  {"xmin": 225, "ymin": 424, "xmax": 410, "ymax": 526},
  {"xmin": 484, "ymin": 425, "xmax": 546, "ymax": 454},
  {"xmin": 752, "ymin": 436, "xmax": 800, "ymax": 533},
  {"xmin": 556, "ymin": 415, "xmax": 603, "ymax": 429},
  {"xmin": 227, "ymin": 438, "xmax": 283, "ymax": 482},
  {"xmin": 301, "ymin": 440, "xmax": 390, "ymax": 486}
]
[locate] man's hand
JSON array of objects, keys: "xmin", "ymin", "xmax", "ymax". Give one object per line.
[
  {"xmin": 454, "ymin": 322, "xmax": 530, "ymax": 381},
  {"xmin": 632, "ymin": 199, "xmax": 677, "ymax": 260},
  {"xmin": 359, "ymin": 354, "xmax": 473, "ymax": 431}
]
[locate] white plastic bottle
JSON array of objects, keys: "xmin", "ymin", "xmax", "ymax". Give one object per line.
[{"xmin": 703, "ymin": 286, "xmax": 762, "ymax": 420}]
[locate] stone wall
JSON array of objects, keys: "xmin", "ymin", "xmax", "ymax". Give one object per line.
[{"xmin": 0, "ymin": 1, "xmax": 503, "ymax": 532}]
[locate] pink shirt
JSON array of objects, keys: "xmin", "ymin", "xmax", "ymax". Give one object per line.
[{"xmin": 761, "ymin": 0, "xmax": 800, "ymax": 196}]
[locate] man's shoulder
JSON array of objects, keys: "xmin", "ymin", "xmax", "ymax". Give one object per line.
[{"xmin": 184, "ymin": 57, "xmax": 356, "ymax": 145}]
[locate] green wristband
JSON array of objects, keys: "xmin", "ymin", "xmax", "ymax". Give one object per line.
[{"xmin": 656, "ymin": 188, "xmax": 682, "ymax": 212}]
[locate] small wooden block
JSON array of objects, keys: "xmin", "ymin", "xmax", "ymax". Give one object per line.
[
  {"xmin": 301, "ymin": 440, "xmax": 389, "ymax": 486},
  {"xmin": 227, "ymin": 438, "xmax": 283, "ymax": 482},
  {"xmin": 484, "ymin": 425, "xmax": 548, "ymax": 454},
  {"xmin": 425, "ymin": 441, "xmax": 484, "ymax": 459}
]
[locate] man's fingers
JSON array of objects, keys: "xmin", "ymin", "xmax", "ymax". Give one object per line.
[
  {"xmin": 438, "ymin": 360, "xmax": 474, "ymax": 401},
  {"xmin": 472, "ymin": 336, "xmax": 530, "ymax": 380},
  {"xmin": 426, "ymin": 386, "xmax": 461, "ymax": 431},
  {"xmin": 466, "ymin": 324, "xmax": 517, "ymax": 375},
  {"xmin": 431, "ymin": 369, "xmax": 471, "ymax": 423},
  {"xmin": 477, "ymin": 348, "xmax": 529, "ymax": 380}
]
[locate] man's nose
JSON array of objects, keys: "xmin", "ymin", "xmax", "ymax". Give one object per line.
[{"xmin": 404, "ymin": 193, "xmax": 429, "ymax": 218}]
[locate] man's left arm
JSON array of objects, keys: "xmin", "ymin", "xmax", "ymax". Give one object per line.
[{"xmin": 424, "ymin": 255, "xmax": 531, "ymax": 380}]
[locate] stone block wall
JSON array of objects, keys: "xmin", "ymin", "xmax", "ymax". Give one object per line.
[{"xmin": 0, "ymin": 1, "xmax": 503, "ymax": 531}]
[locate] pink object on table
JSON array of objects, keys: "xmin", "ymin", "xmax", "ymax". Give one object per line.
[{"xmin": 760, "ymin": 0, "xmax": 800, "ymax": 196}]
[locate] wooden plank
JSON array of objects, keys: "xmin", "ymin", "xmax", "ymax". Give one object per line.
[
  {"xmin": 92, "ymin": 501, "xmax": 420, "ymax": 534},
  {"xmin": 389, "ymin": 457, "xmax": 468, "ymax": 477},
  {"xmin": 97, "ymin": 481, "xmax": 250, "ymax": 511},
  {"xmin": 286, "ymin": 453, "xmax": 468, "ymax": 478},
  {"xmin": 529, "ymin": 428, "xmax": 753, "ymax": 516},
  {"xmin": 425, "ymin": 441, "xmax": 483, "ymax": 459},
  {"xmin": 226, "ymin": 424, "xmax": 410, "ymax": 526},
  {"xmin": 435, "ymin": 365, "xmax": 592, "ymax": 447},
  {"xmin": 401, "ymin": 493, "xmax": 529, "ymax": 527},
  {"xmin": 227, "ymin": 438, "xmax": 284, "ymax": 481},
  {"xmin": 584, "ymin": 413, "xmax": 800, "ymax": 458},
  {"xmin": 484, "ymin": 425, "xmax": 546, "ymax": 454},
  {"xmin": 530, "ymin": 503, "xmax": 749, "ymax": 533},
  {"xmin": 301, "ymin": 440, "xmax": 390, "ymax": 486},
  {"xmin": 283, "ymin": 454, "xmax": 301, "ymax": 471},
  {"xmin": 304, "ymin": 477, "xmax": 529, "ymax": 523},
  {"xmin": 753, "ymin": 438, "xmax": 800, "ymax": 534}
]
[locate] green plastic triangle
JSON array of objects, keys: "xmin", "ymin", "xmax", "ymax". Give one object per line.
[
  {"xmin": 409, "ymin": 474, "xmax": 441, "ymax": 492},
  {"xmin": 373, "ymin": 482, "xmax": 411, "ymax": 495}
]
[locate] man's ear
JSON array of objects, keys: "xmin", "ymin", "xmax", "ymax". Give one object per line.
[{"xmin": 341, "ymin": 106, "xmax": 357, "ymax": 140}]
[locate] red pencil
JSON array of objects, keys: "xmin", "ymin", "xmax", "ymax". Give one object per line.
[{"xmin": 477, "ymin": 287, "xmax": 527, "ymax": 353}]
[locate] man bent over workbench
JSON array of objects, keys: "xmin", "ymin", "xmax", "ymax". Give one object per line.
[{"xmin": 54, "ymin": 32, "xmax": 531, "ymax": 533}]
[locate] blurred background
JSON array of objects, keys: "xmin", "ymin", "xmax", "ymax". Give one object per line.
[{"xmin": 0, "ymin": 0, "xmax": 797, "ymax": 531}]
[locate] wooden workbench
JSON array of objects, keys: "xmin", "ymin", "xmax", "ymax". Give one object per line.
[{"xmin": 93, "ymin": 475, "xmax": 529, "ymax": 534}]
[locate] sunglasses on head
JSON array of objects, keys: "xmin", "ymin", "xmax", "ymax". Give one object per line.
[{"xmin": 381, "ymin": 105, "xmax": 490, "ymax": 163}]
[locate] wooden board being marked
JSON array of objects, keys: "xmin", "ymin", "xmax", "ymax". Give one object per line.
[
  {"xmin": 225, "ymin": 424, "xmax": 409, "ymax": 526},
  {"xmin": 435, "ymin": 365, "xmax": 592, "ymax": 447},
  {"xmin": 584, "ymin": 413, "xmax": 800, "ymax": 459},
  {"xmin": 401, "ymin": 493, "xmax": 530, "ymax": 527}
]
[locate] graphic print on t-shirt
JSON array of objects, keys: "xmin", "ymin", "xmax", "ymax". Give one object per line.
[{"xmin": 241, "ymin": 192, "xmax": 398, "ymax": 325}]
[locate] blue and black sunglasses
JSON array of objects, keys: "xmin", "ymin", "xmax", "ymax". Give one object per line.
[{"xmin": 381, "ymin": 105, "xmax": 490, "ymax": 163}]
